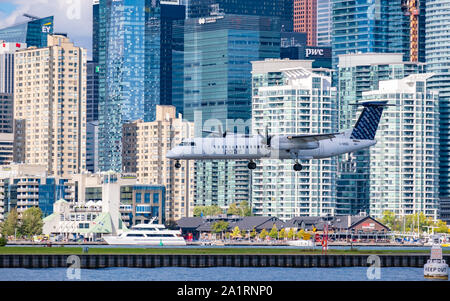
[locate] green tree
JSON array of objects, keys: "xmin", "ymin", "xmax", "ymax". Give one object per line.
[
  {"xmin": 226, "ymin": 201, "xmax": 252, "ymax": 217},
  {"xmin": 239, "ymin": 201, "xmax": 252, "ymax": 217},
  {"xmin": 2, "ymin": 208, "xmax": 19, "ymax": 237},
  {"xmin": 21, "ymin": 207, "xmax": 43, "ymax": 238},
  {"xmin": 211, "ymin": 221, "xmax": 229, "ymax": 239},
  {"xmin": 380, "ymin": 211, "xmax": 397, "ymax": 231},
  {"xmin": 259, "ymin": 229, "xmax": 268, "ymax": 240},
  {"xmin": 269, "ymin": 225, "xmax": 278, "ymax": 240},
  {"xmin": 279, "ymin": 228, "xmax": 287, "ymax": 240},
  {"xmin": 435, "ymin": 220, "xmax": 449, "ymax": 233},
  {"xmin": 227, "ymin": 203, "xmax": 241, "ymax": 216},
  {"xmin": 194, "ymin": 206, "xmax": 223, "ymax": 217}
]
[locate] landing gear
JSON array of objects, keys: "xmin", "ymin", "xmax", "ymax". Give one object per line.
[
  {"xmin": 293, "ymin": 162, "xmax": 303, "ymax": 172},
  {"xmin": 175, "ymin": 161, "xmax": 181, "ymax": 169},
  {"xmin": 248, "ymin": 161, "xmax": 257, "ymax": 170}
]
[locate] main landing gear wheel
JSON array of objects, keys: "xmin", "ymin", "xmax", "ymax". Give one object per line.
[
  {"xmin": 248, "ymin": 161, "xmax": 257, "ymax": 170},
  {"xmin": 175, "ymin": 161, "xmax": 181, "ymax": 169},
  {"xmin": 294, "ymin": 162, "xmax": 303, "ymax": 171}
]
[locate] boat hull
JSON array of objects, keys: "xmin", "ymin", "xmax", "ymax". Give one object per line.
[{"xmin": 104, "ymin": 236, "xmax": 187, "ymax": 246}]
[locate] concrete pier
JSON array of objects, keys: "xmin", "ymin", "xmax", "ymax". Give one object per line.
[{"xmin": 0, "ymin": 254, "xmax": 445, "ymax": 269}]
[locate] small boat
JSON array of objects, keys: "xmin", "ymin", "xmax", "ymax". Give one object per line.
[
  {"xmin": 103, "ymin": 219, "xmax": 186, "ymax": 246},
  {"xmin": 287, "ymin": 240, "xmax": 315, "ymax": 248},
  {"xmin": 424, "ymin": 235, "xmax": 448, "ymax": 280}
]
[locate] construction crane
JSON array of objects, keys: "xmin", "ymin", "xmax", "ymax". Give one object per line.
[{"xmin": 401, "ymin": 0, "xmax": 420, "ymax": 62}]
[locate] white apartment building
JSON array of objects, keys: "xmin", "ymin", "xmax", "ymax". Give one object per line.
[
  {"xmin": 251, "ymin": 59, "xmax": 337, "ymax": 220},
  {"xmin": 363, "ymin": 74, "xmax": 440, "ymax": 220},
  {"xmin": 14, "ymin": 35, "xmax": 87, "ymax": 177}
]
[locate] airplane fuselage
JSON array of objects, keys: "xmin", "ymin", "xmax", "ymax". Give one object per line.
[{"xmin": 166, "ymin": 133, "xmax": 376, "ymax": 161}]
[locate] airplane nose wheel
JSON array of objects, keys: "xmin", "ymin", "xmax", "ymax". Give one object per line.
[
  {"xmin": 248, "ymin": 161, "xmax": 257, "ymax": 170},
  {"xmin": 293, "ymin": 162, "xmax": 303, "ymax": 172},
  {"xmin": 175, "ymin": 161, "xmax": 181, "ymax": 169}
]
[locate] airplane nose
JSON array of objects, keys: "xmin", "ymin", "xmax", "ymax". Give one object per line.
[{"xmin": 166, "ymin": 150, "xmax": 176, "ymax": 159}]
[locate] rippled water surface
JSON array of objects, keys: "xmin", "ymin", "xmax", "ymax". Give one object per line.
[{"xmin": 0, "ymin": 267, "xmax": 444, "ymax": 281}]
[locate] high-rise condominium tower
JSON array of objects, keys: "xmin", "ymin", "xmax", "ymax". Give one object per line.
[{"xmin": 14, "ymin": 35, "xmax": 87, "ymax": 177}]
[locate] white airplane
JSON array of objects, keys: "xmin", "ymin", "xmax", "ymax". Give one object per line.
[{"xmin": 167, "ymin": 101, "xmax": 389, "ymax": 171}]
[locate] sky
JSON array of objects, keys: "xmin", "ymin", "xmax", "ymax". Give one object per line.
[{"xmin": 0, "ymin": 0, "xmax": 93, "ymax": 57}]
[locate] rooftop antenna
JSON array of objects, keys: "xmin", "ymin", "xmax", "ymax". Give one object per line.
[{"xmin": 23, "ymin": 14, "xmax": 40, "ymax": 21}]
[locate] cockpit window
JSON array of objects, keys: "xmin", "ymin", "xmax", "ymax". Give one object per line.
[{"xmin": 179, "ymin": 141, "xmax": 196, "ymax": 147}]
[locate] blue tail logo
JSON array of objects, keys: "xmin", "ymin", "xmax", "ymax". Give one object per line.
[{"xmin": 350, "ymin": 101, "xmax": 388, "ymax": 140}]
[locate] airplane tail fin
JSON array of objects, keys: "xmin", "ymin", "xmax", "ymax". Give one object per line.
[{"xmin": 350, "ymin": 101, "xmax": 390, "ymax": 140}]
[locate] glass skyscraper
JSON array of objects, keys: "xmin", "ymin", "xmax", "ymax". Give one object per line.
[
  {"xmin": 97, "ymin": 0, "xmax": 184, "ymax": 172},
  {"xmin": 173, "ymin": 14, "xmax": 281, "ymax": 208},
  {"xmin": 332, "ymin": 0, "xmax": 425, "ymax": 70},
  {"xmin": 426, "ymin": 0, "xmax": 450, "ymax": 198},
  {"xmin": 0, "ymin": 16, "xmax": 54, "ymax": 48},
  {"xmin": 317, "ymin": 0, "xmax": 332, "ymax": 46}
]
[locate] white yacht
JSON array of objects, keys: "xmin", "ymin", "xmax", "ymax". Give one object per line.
[{"xmin": 103, "ymin": 220, "xmax": 186, "ymax": 246}]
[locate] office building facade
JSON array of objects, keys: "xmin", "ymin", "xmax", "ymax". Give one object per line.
[
  {"xmin": 294, "ymin": 0, "xmax": 317, "ymax": 46},
  {"xmin": 0, "ymin": 164, "xmax": 71, "ymax": 221},
  {"xmin": 173, "ymin": 13, "xmax": 281, "ymax": 209},
  {"xmin": 251, "ymin": 59, "xmax": 337, "ymax": 219},
  {"xmin": 0, "ymin": 16, "xmax": 54, "ymax": 49},
  {"xmin": 363, "ymin": 74, "xmax": 440, "ymax": 220},
  {"xmin": 332, "ymin": 0, "xmax": 425, "ymax": 70},
  {"xmin": 317, "ymin": 0, "xmax": 331, "ymax": 46},
  {"xmin": 14, "ymin": 35, "xmax": 87, "ymax": 177}
]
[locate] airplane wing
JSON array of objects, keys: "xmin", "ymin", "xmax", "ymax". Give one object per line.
[{"xmin": 287, "ymin": 133, "xmax": 340, "ymax": 142}]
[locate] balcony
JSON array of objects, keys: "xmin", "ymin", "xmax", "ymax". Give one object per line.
[{"xmin": 17, "ymin": 200, "xmax": 39, "ymax": 207}]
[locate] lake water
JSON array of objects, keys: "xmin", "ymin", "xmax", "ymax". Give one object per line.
[{"xmin": 0, "ymin": 267, "xmax": 444, "ymax": 281}]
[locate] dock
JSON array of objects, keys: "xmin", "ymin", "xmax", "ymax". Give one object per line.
[{"xmin": 0, "ymin": 253, "xmax": 446, "ymax": 269}]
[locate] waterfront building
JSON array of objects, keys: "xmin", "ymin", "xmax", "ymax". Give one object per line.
[
  {"xmin": 294, "ymin": 0, "xmax": 317, "ymax": 46},
  {"xmin": 0, "ymin": 16, "xmax": 54, "ymax": 49},
  {"xmin": 316, "ymin": 0, "xmax": 331, "ymax": 46},
  {"xmin": 251, "ymin": 59, "xmax": 337, "ymax": 219},
  {"xmin": 332, "ymin": 0, "xmax": 425, "ymax": 70},
  {"xmin": 43, "ymin": 174, "xmax": 131, "ymax": 240},
  {"xmin": 336, "ymin": 53, "xmax": 426, "ymax": 216},
  {"xmin": 0, "ymin": 164, "xmax": 71, "ymax": 222},
  {"xmin": 425, "ymin": 0, "xmax": 450, "ymax": 199},
  {"xmin": 173, "ymin": 13, "xmax": 281, "ymax": 209},
  {"xmin": 13, "ymin": 35, "xmax": 87, "ymax": 177},
  {"xmin": 362, "ymin": 74, "xmax": 440, "ymax": 220},
  {"xmin": 135, "ymin": 105, "xmax": 195, "ymax": 221},
  {"xmin": 66, "ymin": 172, "xmax": 166, "ymax": 227},
  {"xmin": 97, "ymin": 0, "xmax": 185, "ymax": 172}
]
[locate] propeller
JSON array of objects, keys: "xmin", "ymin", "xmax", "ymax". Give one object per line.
[{"xmin": 258, "ymin": 126, "xmax": 273, "ymax": 147}]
